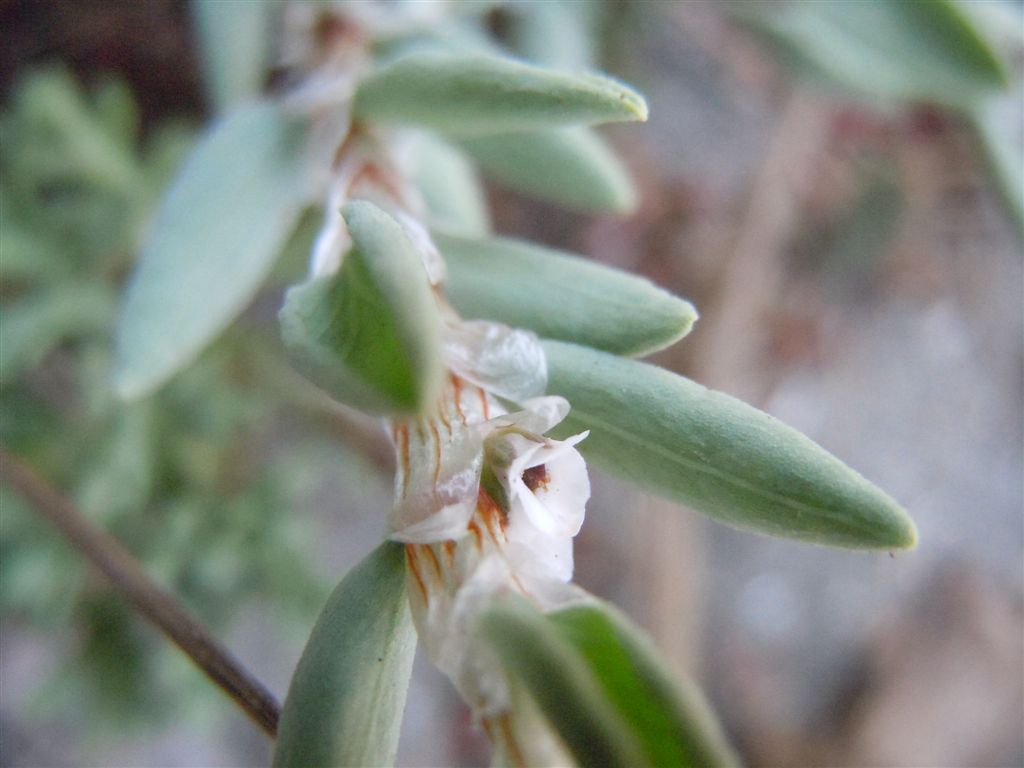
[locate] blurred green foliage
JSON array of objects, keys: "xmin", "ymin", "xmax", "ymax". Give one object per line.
[{"xmin": 0, "ymin": 67, "xmax": 334, "ymax": 733}]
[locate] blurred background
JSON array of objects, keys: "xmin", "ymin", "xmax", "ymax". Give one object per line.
[{"xmin": 1, "ymin": 1, "xmax": 1021, "ymax": 766}]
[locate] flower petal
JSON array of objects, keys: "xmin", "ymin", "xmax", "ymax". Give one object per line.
[
  {"xmin": 444, "ymin": 321, "xmax": 548, "ymax": 403},
  {"xmin": 389, "ymin": 378, "xmax": 502, "ymax": 542}
]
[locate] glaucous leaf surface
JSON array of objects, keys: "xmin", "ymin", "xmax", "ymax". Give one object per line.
[
  {"xmin": 547, "ymin": 601, "xmax": 740, "ymax": 768},
  {"xmin": 483, "ymin": 596, "xmax": 646, "ymax": 768},
  {"xmin": 460, "ymin": 127, "xmax": 637, "ymax": 213},
  {"xmin": 407, "ymin": 132, "xmax": 491, "ymax": 236},
  {"xmin": 972, "ymin": 94, "xmax": 1024, "ymax": 235},
  {"xmin": 438, "ymin": 233, "xmax": 696, "ymax": 356},
  {"xmin": 352, "ymin": 52, "xmax": 647, "ymax": 136},
  {"xmin": 740, "ymin": 0, "xmax": 1007, "ymax": 110},
  {"xmin": 542, "ymin": 340, "xmax": 918, "ymax": 550},
  {"xmin": 114, "ymin": 101, "xmax": 308, "ymax": 399},
  {"xmin": 191, "ymin": 0, "xmax": 274, "ymax": 112},
  {"xmin": 373, "ymin": 20, "xmax": 502, "ymax": 63},
  {"xmin": 511, "ymin": 0, "xmax": 599, "ymax": 71},
  {"xmin": 274, "ymin": 542, "xmax": 416, "ymax": 768},
  {"xmin": 279, "ymin": 201, "xmax": 443, "ymax": 414}
]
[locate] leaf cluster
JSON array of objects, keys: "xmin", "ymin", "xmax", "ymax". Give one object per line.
[{"xmin": 0, "ymin": 68, "xmax": 330, "ymax": 733}]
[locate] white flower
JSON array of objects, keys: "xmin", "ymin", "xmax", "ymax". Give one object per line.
[
  {"xmin": 478, "ymin": 395, "xmax": 589, "ymax": 580},
  {"xmin": 392, "ymin": 381, "xmax": 591, "ymax": 728},
  {"xmin": 444, "ymin": 321, "xmax": 547, "ymax": 403},
  {"xmin": 387, "ymin": 386, "xmax": 589, "ymax": 564}
]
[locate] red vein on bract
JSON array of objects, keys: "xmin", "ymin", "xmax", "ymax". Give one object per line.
[
  {"xmin": 451, "ymin": 375, "xmax": 468, "ymax": 426},
  {"xmin": 437, "ymin": 395, "xmax": 452, "ymax": 436},
  {"xmin": 405, "ymin": 545, "xmax": 428, "ymax": 603},
  {"xmin": 422, "ymin": 544, "xmax": 443, "ymax": 582},
  {"xmin": 498, "ymin": 714, "xmax": 526, "ymax": 768},
  {"xmin": 443, "ymin": 539, "xmax": 456, "ymax": 566},
  {"xmin": 477, "ymin": 491, "xmax": 506, "ymax": 545},
  {"xmin": 428, "ymin": 421, "xmax": 442, "ymax": 485},
  {"xmin": 467, "ymin": 519, "xmax": 484, "ymax": 549},
  {"xmin": 397, "ymin": 424, "xmax": 411, "ymax": 498}
]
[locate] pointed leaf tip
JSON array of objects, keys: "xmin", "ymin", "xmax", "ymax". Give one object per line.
[
  {"xmin": 542, "ymin": 340, "xmax": 918, "ymax": 551},
  {"xmin": 274, "ymin": 542, "xmax": 416, "ymax": 768},
  {"xmin": 353, "ymin": 52, "xmax": 648, "ymax": 136},
  {"xmin": 484, "ymin": 596, "xmax": 739, "ymax": 768},
  {"xmin": 460, "ymin": 127, "xmax": 639, "ymax": 214},
  {"xmin": 280, "ymin": 200, "xmax": 443, "ymax": 415},
  {"xmin": 439, "ymin": 234, "xmax": 696, "ymax": 357},
  {"xmin": 114, "ymin": 102, "xmax": 307, "ymax": 399}
]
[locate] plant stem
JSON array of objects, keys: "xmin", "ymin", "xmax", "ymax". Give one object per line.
[{"xmin": 0, "ymin": 445, "xmax": 281, "ymax": 738}]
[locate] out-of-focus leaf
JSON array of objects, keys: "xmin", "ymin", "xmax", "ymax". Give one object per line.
[
  {"xmin": 438, "ymin": 233, "xmax": 696, "ymax": 356},
  {"xmin": 7, "ymin": 67, "xmax": 143, "ymax": 196},
  {"xmin": 78, "ymin": 403, "xmax": 155, "ymax": 523},
  {"xmin": 971, "ymin": 93, "xmax": 1024, "ymax": 235},
  {"xmin": 270, "ymin": 206, "xmax": 322, "ymax": 283},
  {"xmin": 482, "ymin": 596, "xmax": 645, "ymax": 768},
  {"xmin": 92, "ymin": 77, "xmax": 140, "ymax": 152},
  {"xmin": 512, "ymin": 0, "xmax": 599, "ymax": 71},
  {"xmin": 0, "ymin": 284, "xmax": 115, "ymax": 384},
  {"xmin": 461, "ymin": 127, "xmax": 636, "ymax": 213},
  {"xmin": 192, "ymin": 0, "xmax": 275, "ymax": 112},
  {"xmin": 547, "ymin": 600, "xmax": 740, "ymax": 768},
  {"xmin": 739, "ymin": 0, "xmax": 1007, "ymax": 110},
  {"xmin": 114, "ymin": 101, "xmax": 308, "ymax": 399},
  {"xmin": 274, "ymin": 542, "xmax": 416, "ymax": 768},
  {"xmin": 817, "ymin": 173, "xmax": 903, "ymax": 294},
  {"xmin": 0, "ymin": 214, "xmax": 62, "ymax": 282},
  {"xmin": 279, "ymin": 200, "xmax": 443, "ymax": 414},
  {"xmin": 352, "ymin": 52, "xmax": 647, "ymax": 136},
  {"xmin": 374, "ymin": 20, "xmax": 501, "ymax": 63},
  {"xmin": 408, "ymin": 133, "xmax": 491, "ymax": 236},
  {"xmin": 140, "ymin": 122, "xmax": 196, "ymax": 198},
  {"xmin": 542, "ymin": 340, "xmax": 918, "ymax": 549}
]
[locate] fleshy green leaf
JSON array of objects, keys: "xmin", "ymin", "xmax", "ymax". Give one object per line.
[
  {"xmin": 511, "ymin": 0, "xmax": 600, "ymax": 71},
  {"xmin": 542, "ymin": 340, "xmax": 918, "ymax": 549},
  {"xmin": 0, "ymin": 213, "xmax": 63, "ymax": 283},
  {"xmin": 192, "ymin": 0, "xmax": 275, "ymax": 112},
  {"xmin": 279, "ymin": 200, "xmax": 443, "ymax": 414},
  {"xmin": 408, "ymin": 133, "xmax": 491, "ymax": 236},
  {"xmin": 8, "ymin": 67, "xmax": 143, "ymax": 196},
  {"xmin": 92, "ymin": 76, "xmax": 140, "ymax": 153},
  {"xmin": 114, "ymin": 101, "xmax": 308, "ymax": 399},
  {"xmin": 274, "ymin": 542, "xmax": 416, "ymax": 768},
  {"xmin": 352, "ymin": 52, "xmax": 647, "ymax": 136},
  {"xmin": 482, "ymin": 596, "xmax": 646, "ymax": 768},
  {"xmin": 971, "ymin": 94, "xmax": 1024, "ymax": 236},
  {"xmin": 373, "ymin": 20, "xmax": 502, "ymax": 63},
  {"xmin": 461, "ymin": 127, "xmax": 637, "ymax": 213},
  {"xmin": 546, "ymin": 601, "xmax": 740, "ymax": 768},
  {"xmin": 739, "ymin": 0, "xmax": 1008, "ymax": 110},
  {"xmin": 438, "ymin": 233, "xmax": 696, "ymax": 356}
]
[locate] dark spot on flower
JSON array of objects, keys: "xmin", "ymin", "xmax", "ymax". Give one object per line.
[{"xmin": 522, "ymin": 464, "xmax": 549, "ymax": 492}]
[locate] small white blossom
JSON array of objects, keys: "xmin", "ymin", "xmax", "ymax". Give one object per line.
[
  {"xmin": 393, "ymin": 381, "xmax": 591, "ymax": 723},
  {"xmin": 489, "ymin": 427, "xmax": 589, "ymax": 582}
]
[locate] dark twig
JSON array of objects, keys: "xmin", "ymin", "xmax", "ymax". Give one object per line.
[{"xmin": 0, "ymin": 446, "xmax": 281, "ymax": 738}]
